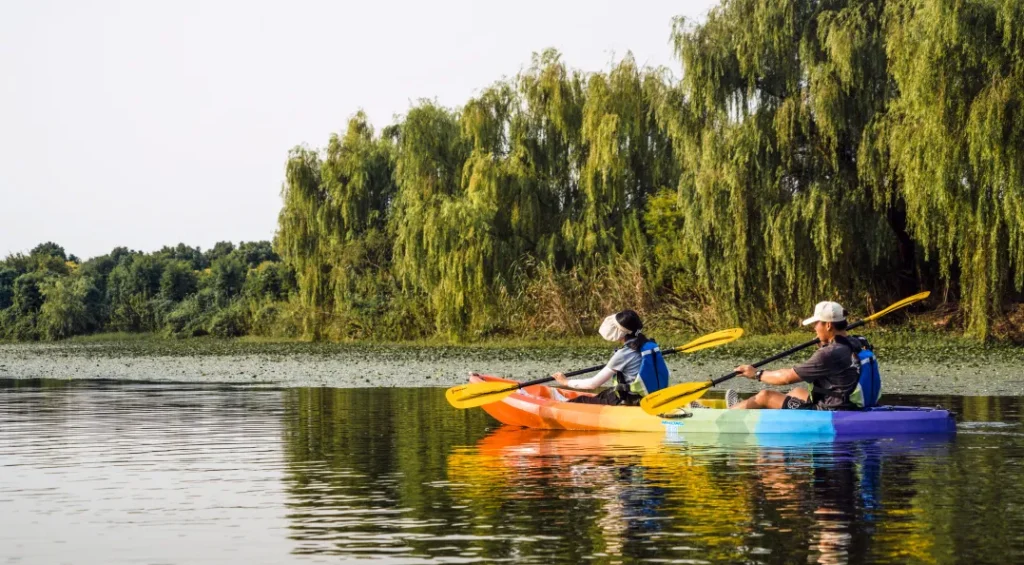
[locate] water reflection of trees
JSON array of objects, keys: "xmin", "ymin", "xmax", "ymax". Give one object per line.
[
  {"xmin": 280, "ymin": 388, "xmax": 1022, "ymax": 563},
  {"xmin": 281, "ymin": 387, "xmax": 496, "ymax": 558}
]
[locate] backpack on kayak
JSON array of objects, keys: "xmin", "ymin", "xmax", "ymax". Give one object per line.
[
  {"xmin": 637, "ymin": 340, "xmax": 670, "ymax": 395},
  {"xmin": 850, "ymin": 337, "xmax": 882, "ymax": 408}
]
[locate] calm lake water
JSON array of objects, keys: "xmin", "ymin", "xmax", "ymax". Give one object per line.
[{"xmin": 1, "ymin": 380, "xmax": 1022, "ymax": 564}]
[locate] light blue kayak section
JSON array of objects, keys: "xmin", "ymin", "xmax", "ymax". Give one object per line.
[{"xmin": 754, "ymin": 409, "xmax": 836, "ymax": 436}]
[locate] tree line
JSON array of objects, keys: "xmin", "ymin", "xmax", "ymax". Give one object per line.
[
  {"xmin": 277, "ymin": 0, "xmax": 1024, "ymax": 340},
  {"xmin": 0, "ymin": 241, "xmax": 295, "ymax": 340},
  {"xmin": 5, "ymin": 0, "xmax": 1023, "ymax": 341}
]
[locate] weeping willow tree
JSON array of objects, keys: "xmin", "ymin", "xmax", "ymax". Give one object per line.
[
  {"xmin": 320, "ymin": 113, "xmax": 398, "ymax": 336},
  {"xmin": 382, "ymin": 53, "xmax": 678, "ymax": 337},
  {"xmin": 389, "ymin": 102, "xmax": 478, "ymax": 335},
  {"xmin": 512, "ymin": 50, "xmax": 587, "ymax": 267},
  {"xmin": 276, "ymin": 113, "xmax": 398, "ymax": 338},
  {"xmin": 564, "ymin": 55, "xmax": 678, "ymax": 272},
  {"xmin": 879, "ymin": 0, "xmax": 1024, "ymax": 338},
  {"xmin": 321, "ymin": 112, "xmax": 395, "ymax": 243},
  {"xmin": 276, "ymin": 147, "xmax": 328, "ymax": 337},
  {"xmin": 658, "ymin": 0, "xmax": 900, "ymax": 328},
  {"xmin": 273, "ymin": 3, "xmax": 1024, "ymax": 341}
]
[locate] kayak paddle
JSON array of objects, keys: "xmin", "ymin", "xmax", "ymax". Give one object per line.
[
  {"xmin": 445, "ymin": 327, "xmax": 744, "ymax": 409},
  {"xmin": 639, "ymin": 291, "xmax": 931, "ymax": 415}
]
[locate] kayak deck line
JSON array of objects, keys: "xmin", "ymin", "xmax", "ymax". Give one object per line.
[{"xmin": 469, "ymin": 374, "xmax": 957, "ymax": 436}]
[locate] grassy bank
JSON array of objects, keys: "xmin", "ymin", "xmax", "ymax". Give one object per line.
[
  {"xmin": 19, "ymin": 328, "xmax": 1020, "ymax": 366},
  {"xmin": 2, "ymin": 329, "xmax": 1023, "ymax": 397}
]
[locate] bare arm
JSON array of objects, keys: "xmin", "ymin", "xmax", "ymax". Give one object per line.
[{"xmin": 734, "ymin": 365, "xmax": 802, "ymax": 385}]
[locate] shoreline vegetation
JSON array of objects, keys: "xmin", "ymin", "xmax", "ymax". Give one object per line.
[
  {"xmin": 2, "ymin": 331, "xmax": 1023, "ymax": 397},
  {"xmin": 4, "ymin": 329, "xmax": 1024, "ymax": 362},
  {"xmin": 4, "ymin": 0, "xmax": 1024, "ymax": 343}
]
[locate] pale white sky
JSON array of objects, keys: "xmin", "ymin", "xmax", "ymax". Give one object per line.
[{"xmin": 1, "ymin": 0, "xmax": 717, "ymax": 260}]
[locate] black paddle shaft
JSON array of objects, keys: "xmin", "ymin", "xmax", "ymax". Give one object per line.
[
  {"xmin": 707, "ymin": 319, "xmax": 868, "ymax": 387},
  {"xmin": 515, "ymin": 362, "xmax": 609, "ymax": 389}
]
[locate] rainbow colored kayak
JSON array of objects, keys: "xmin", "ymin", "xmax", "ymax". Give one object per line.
[{"xmin": 470, "ymin": 374, "xmax": 957, "ymax": 437}]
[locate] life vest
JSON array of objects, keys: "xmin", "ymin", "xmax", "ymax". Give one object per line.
[
  {"xmin": 851, "ymin": 347, "xmax": 883, "ymax": 408},
  {"xmin": 633, "ymin": 340, "xmax": 671, "ymax": 396},
  {"xmin": 612, "ymin": 339, "xmax": 671, "ymax": 397}
]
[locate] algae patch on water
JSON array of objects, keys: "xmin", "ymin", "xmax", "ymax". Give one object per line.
[{"xmin": 1, "ymin": 332, "xmax": 1022, "ymax": 396}]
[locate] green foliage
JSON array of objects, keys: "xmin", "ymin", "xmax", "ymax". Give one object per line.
[
  {"xmin": 566, "ymin": 56, "xmax": 676, "ymax": 269},
  {"xmin": 210, "ymin": 255, "xmax": 247, "ymax": 299},
  {"xmin": 276, "ymin": 146, "xmax": 330, "ymax": 338},
  {"xmin": 389, "ymin": 102, "xmax": 479, "ymax": 335},
  {"xmin": 248, "ymin": 301, "xmax": 287, "ymax": 337},
  {"xmin": 267, "ymin": 7, "xmax": 1024, "ymax": 341},
  {"xmin": 39, "ymin": 277, "xmax": 99, "ymax": 340},
  {"xmin": 243, "ymin": 261, "xmax": 293, "ymax": 302},
  {"xmin": 158, "ymin": 244, "xmax": 206, "ymax": 270},
  {"xmin": 661, "ymin": 0, "xmax": 901, "ymax": 329},
  {"xmin": 108, "ymin": 247, "xmax": 135, "ymax": 266},
  {"xmin": 108, "ymin": 294, "xmax": 161, "ymax": 333},
  {"xmin": 3, "ymin": 245, "xmax": 70, "ymax": 276},
  {"xmin": 160, "ymin": 261, "xmax": 199, "ymax": 302},
  {"xmin": 164, "ymin": 289, "xmax": 217, "ymax": 338},
  {"xmin": 0, "ymin": 240, "xmax": 284, "ymax": 341},
  {"xmin": 107, "ymin": 255, "xmax": 164, "ymax": 304},
  {"xmin": 878, "ymin": 0, "xmax": 1024, "ymax": 338},
  {"xmin": 321, "ymin": 112, "xmax": 396, "ymax": 241},
  {"xmin": 78, "ymin": 254, "xmax": 118, "ymax": 297},
  {"xmin": 12, "ymin": 272, "xmax": 47, "ymax": 315},
  {"xmin": 30, "ymin": 242, "xmax": 67, "ymax": 261},
  {"xmin": 377, "ymin": 54, "xmax": 678, "ymax": 338},
  {"xmin": 1, "ymin": 310, "xmax": 38, "ymax": 340},
  {"xmin": 207, "ymin": 302, "xmax": 248, "ymax": 338},
  {"xmin": 30, "ymin": 243, "xmax": 72, "ymax": 275},
  {"xmin": 0, "ymin": 268, "xmax": 16, "ymax": 310},
  {"xmin": 235, "ymin": 241, "xmax": 279, "ymax": 268},
  {"xmin": 205, "ymin": 241, "xmax": 235, "ymax": 265},
  {"xmin": 1, "ymin": 254, "xmax": 34, "ymax": 274}
]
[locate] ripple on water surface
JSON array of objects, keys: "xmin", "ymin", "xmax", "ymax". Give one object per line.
[{"xmin": 2, "ymin": 381, "xmax": 1024, "ymax": 564}]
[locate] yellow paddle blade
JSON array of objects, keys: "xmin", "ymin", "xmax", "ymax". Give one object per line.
[
  {"xmin": 446, "ymin": 381, "xmax": 522, "ymax": 409},
  {"xmin": 671, "ymin": 327, "xmax": 744, "ymax": 354},
  {"xmin": 640, "ymin": 380, "xmax": 713, "ymax": 415},
  {"xmin": 863, "ymin": 291, "xmax": 930, "ymax": 323},
  {"xmin": 637, "ymin": 328, "xmax": 742, "ymax": 415}
]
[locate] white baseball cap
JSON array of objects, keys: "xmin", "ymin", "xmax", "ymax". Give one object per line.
[{"xmin": 802, "ymin": 301, "xmax": 846, "ymax": 326}]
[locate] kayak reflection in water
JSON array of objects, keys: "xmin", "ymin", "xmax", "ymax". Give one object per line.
[
  {"xmin": 730, "ymin": 301, "xmax": 862, "ymax": 411},
  {"xmin": 551, "ymin": 310, "xmax": 670, "ymax": 407},
  {"xmin": 447, "ymin": 429, "xmax": 673, "ymax": 555},
  {"xmin": 751, "ymin": 440, "xmax": 903, "ymax": 565}
]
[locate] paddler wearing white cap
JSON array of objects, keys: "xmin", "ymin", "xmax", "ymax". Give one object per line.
[{"xmin": 727, "ymin": 301, "xmax": 863, "ymax": 411}]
